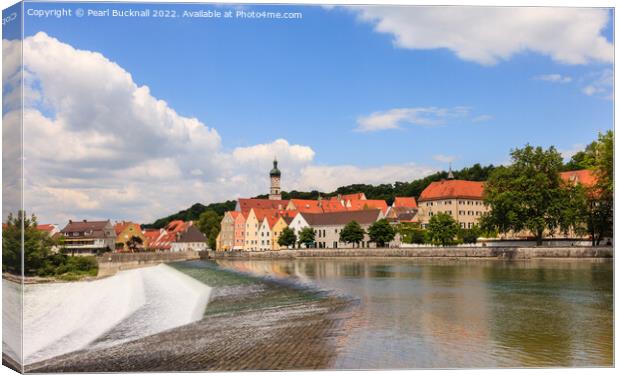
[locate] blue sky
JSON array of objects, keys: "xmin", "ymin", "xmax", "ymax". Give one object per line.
[{"xmin": 5, "ymin": 2, "xmax": 615, "ymax": 222}]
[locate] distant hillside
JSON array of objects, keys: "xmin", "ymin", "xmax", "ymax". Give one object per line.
[{"xmin": 144, "ymin": 163, "xmax": 496, "ymax": 229}]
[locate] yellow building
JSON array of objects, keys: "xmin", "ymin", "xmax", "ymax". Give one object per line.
[
  {"xmin": 114, "ymin": 221, "xmax": 146, "ymax": 252},
  {"xmin": 270, "ymin": 216, "xmax": 290, "ymax": 250},
  {"xmin": 244, "ymin": 209, "xmax": 260, "ymax": 251}
]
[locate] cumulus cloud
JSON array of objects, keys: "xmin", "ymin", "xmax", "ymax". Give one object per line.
[
  {"xmin": 356, "ymin": 106, "xmax": 470, "ymax": 132},
  {"xmin": 351, "ymin": 6, "xmax": 613, "ymax": 66},
  {"xmin": 4, "ymin": 33, "xmax": 438, "ymax": 223},
  {"xmin": 560, "ymin": 144, "xmax": 585, "ymax": 161},
  {"xmin": 534, "ymin": 74, "xmax": 573, "ymax": 83}
]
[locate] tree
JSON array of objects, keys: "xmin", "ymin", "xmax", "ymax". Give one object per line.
[
  {"xmin": 427, "ymin": 213, "xmax": 459, "ymax": 246},
  {"xmin": 278, "ymin": 227, "xmax": 297, "ymax": 248},
  {"xmin": 482, "ymin": 145, "xmax": 566, "ymax": 245},
  {"xmin": 298, "ymin": 227, "xmax": 316, "ymax": 248},
  {"xmin": 126, "ymin": 235, "xmax": 144, "ymax": 253},
  {"xmin": 197, "ymin": 210, "xmax": 222, "ymax": 251},
  {"xmin": 585, "ymin": 131, "xmax": 613, "ymax": 245},
  {"xmin": 339, "ymin": 221, "xmax": 366, "ymax": 247},
  {"xmin": 458, "ymin": 225, "xmax": 481, "ymax": 244},
  {"xmin": 367, "ymin": 219, "xmax": 396, "ymax": 247}
]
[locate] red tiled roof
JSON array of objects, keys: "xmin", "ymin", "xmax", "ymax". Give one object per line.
[
  {"xmin": 419, "ymin": 180, "xmax": 485, "ymax": 201},
  {"xmin": 36, "ymin": 224, "xmax": 57, "ymax": 234},
  {"xmin": 560, "ymin": 169, "xmax": 597, "ymax": 188},
  {"xmin": 393, "ymin": 197, "xmax": 417, "ymax": 208},
  {"xmin": 342, "ymin": 193, "xmax": 366, "ymax": 201},
  {"xmin": 289, "ymin": 199, "xmax": 324, "ymax": 213},
  {"xmin": 348, "ymin": 199, "xmax": 388, "ymax": 213},
  {"xmin": 238, "ymin": 198, "xmax": 289, "ymax": 212}
]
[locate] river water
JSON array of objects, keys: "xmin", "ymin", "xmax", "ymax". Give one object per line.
[{"xmin": 214, "ymin": 258, "xmax": 613, "ymax": 369}]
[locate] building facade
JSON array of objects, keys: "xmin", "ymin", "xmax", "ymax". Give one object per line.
[
  {"xmin": 61, "ymin": 220, "xmax": 116, "ymax": 255},
  {"xmin": 299, "ymin": 209, "xmax": 383, "ymax": 249},
  {"xmin": 417, "ymin": 179, "xmax": 489, "ymax": 229}
]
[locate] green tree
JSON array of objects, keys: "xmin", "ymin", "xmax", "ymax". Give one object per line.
[
  {"xmin": 367, "ymin": 219, "xmax": 396, "ymax": 247},
  {"xmin": 339, "ymin": 221, "xmax": 366, "ymax": 247},
  {"xmin": 458, "ymin": 225, "xmax": 481, "ymax": 244},
  {"xmin": 586, "ymin": 130, "xmax": 613, "ymax": 245},
  {"xmin": 410, "ymin": 228, "xmax": 428, "ymax": 244},
  {"xmin": 197, "ymin": 210, "xmax": 222, "ymax": 250},
  {"xmin": 277, "ymin": 227, "xmax": 297, "ymax": 248},
  {"xmin": 427, "ymin": 213, "xmax": 459, "ymax": 246},
  {"xmin": 298, "ymin": 227, "xmax": 316, "ymax": 248},
  {"xmin": 482, "ymin": 145, "xmax": 566, "ymax": 245}
]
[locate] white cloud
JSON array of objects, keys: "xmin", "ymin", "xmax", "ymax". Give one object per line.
[
  {"xmin": 356, "ymin": 106, "xmax": 470, "ymax": 132},
  {"xmin": 433, "ymin": 154, "xmax": 457, "ymax": 163},
  {"xmin": 4, "ymin": 32, "xmax": 439, "ymax": 224},
  {"xmin": 581, "ymin": 69, "xmax": 613, "ymax": 99},
  {"xmin": 471, "ymin": 114, "xmax": 493, "ymax": 123},
  {"xmin": 351, "ymin": 6, "xmax": 613, "ymax": 66},
  {"xmin": 534, "ymin": 74, "xmax": 573, "ymax": 83}
]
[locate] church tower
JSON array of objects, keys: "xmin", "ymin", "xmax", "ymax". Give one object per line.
[{"xmin": 269, "ymin": 158, "xmax": 282, "ymax": 200}]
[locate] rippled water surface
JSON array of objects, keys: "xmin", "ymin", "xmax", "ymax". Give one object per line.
[{"xmin": 215, "ymin": 258, "xmax": 613, "ymax": 369}]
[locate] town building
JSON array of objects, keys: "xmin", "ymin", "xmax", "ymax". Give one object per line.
[
  {"xmin": 233, "ymin": 211, "xmax": 247, "ymax": 250},
  {"xmin": 218, "ymin": 211, "xmax": 239, "ymax": 251},
  {"xmin": 417, "ymin": 179, "xmax": 488, "ymax": 229},
  {"xmin": 295, "ymin": 209, "xmax": 383, "ymax": 249},
  {"xmin": 146, "ymin": 220, "xmax": 191, "ymax": 251},
  {"xmin": 385, "ymin": 197, "xmax": 418, "ymax": 224},
  {"xmin": 114, "ymin": 221, "xmax": 146, "ymax": 252},
  {"xmin": 270, "ymin": 216, "xmax": 291, "ymax": 250},
  {"xmin": 60, "ymin": 220, "xmax": 116, "ymax": 255},
  {"xmin": 171, "ymin": 225, "xmax": 208, "ymax": 252}
]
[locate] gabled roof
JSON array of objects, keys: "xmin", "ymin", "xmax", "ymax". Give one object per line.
[
  {"xmin": 419, "ymin": 180, "xmax": 485, "ymax": 201},
  {"xmin": 393, "ymin": 197, "xmax": 417, "ymax": 208},
  {"xmin": 114, "ymin": 221, "xmax": 141, "ymax": 235},
  {"xmin": 301, "ymin": 209, "xmax": 381, "ymax": 226},
  {"xmin": 176, "ymin": 226, "xmax": 207, "ymax": 243},
  {"xmin": 36, "ymin": 224, "xmax": 58, "ymax": 234},
  {"xmin": 560, "ymin": 169, "xmax": 597, "ymax": 188},
  {"xmin": 238, "ymin": 198, "xmax": 289, "ymax": 212},
  {"xmin": 62, "ymin": 220, "xmax": 111, "ymax": 234}
]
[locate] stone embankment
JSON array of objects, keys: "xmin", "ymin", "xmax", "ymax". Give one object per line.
[
  {"xmin": 97, "ymin": 251, "xmax": 200, "ymax": 277},
  {"xmin": 206, "ymin": 246, "xmax": 613, "ymax": 260}
]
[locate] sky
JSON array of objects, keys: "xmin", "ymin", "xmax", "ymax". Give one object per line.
[{"xmin": 2, "ymin": 1, "xmax": 614, "ymax": 224}]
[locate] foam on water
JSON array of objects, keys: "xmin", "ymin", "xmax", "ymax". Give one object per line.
[{"xmin": 21, "ymin": 264, "xmax": 211, "ymax": 365}]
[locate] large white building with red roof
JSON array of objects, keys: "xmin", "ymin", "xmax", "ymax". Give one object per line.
[{"xmin": 417, "ymin": 178, "xmax": 488, "ymax": 229}]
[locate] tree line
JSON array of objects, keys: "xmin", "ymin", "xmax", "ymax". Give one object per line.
[{"xmin": 277, "ymin": 219, "xmax": 397, "ymax": 249}]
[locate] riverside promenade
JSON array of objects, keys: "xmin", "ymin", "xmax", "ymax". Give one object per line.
[{"xmin": 205, "ymin": 246, "xmax": 613, "ymax": 260}]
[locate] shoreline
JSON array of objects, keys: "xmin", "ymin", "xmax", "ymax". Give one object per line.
[
  {"xmin": 24, "ymin": 260, "xmax": 356, "ymax": 372},
  {"xmin": 205, "ymin": 246, "xmax": 614, "ymax": 260}
]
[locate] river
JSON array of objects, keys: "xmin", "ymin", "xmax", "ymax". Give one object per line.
[{"xmin": 213, "ymin": 258, "xmax": 613, "ymax": 369}]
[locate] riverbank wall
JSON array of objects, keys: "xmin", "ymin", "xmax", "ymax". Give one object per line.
[
  {"xmin": 97, "ymin": 251, "xmax": 201, "ymax": 277},
  {"xmin": 204, "ymin": 246, "xmax": 613, "ymax": 260}
]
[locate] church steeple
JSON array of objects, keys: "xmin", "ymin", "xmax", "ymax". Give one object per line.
[
  {"xmin": 269, "ymin": 158, "xmax": 282, "ymax": 200},
  {"xmin": 447, "ymin": 163, "xmax": 455, "ymax": 180}
]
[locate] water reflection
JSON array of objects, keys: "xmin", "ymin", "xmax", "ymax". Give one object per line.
[{"xmin": 215, "ymin": 258, "xmax": 613, "ymax": 368}]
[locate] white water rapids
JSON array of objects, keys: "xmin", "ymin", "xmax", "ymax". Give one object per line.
[{"xmin": 2, "ymin": 264, "xmax": 211, "ymax": 365}]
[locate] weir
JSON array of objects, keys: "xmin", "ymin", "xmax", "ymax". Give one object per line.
[{"xmin": 19, "ymin": 264, "xmax": 211, "ymax": 365}]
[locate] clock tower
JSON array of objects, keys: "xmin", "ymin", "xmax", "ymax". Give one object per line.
[{"xmin": 269, "ymin": 158, "xmax": 282, "ymax": 200}]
